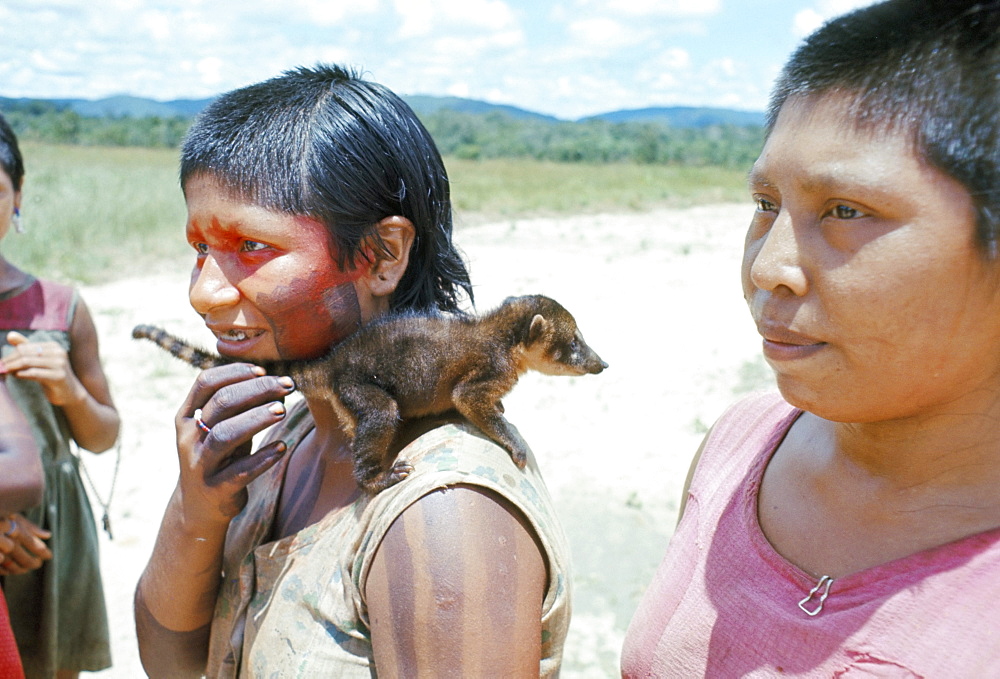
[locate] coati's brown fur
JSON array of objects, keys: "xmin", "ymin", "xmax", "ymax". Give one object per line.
[{"xmin": 133, "ymin": 294, "xmax": 607, "ymax": 494}]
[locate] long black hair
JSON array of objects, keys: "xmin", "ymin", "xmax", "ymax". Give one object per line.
[{"xmin": 0, "ymin": 113, "xmax": 24, "ymax": 191}]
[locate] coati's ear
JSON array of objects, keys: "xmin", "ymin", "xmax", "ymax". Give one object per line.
[
  {"xmin": 363, "ymin": 215, "xmax": 415, "ymax": 297},
  {"xmin": 528, "ymin": 314, "xmax": 549, "ymax": 343}
]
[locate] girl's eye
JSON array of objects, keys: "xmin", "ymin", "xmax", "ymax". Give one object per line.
[
  {"xmin": 831, "ymin": 204, "xmax": 863, "ymax": 220},
  {"xmin": 193, "ymin": 242, "xmax": 209, "ymax": 254},
  {"xmin": 241, "ymin": 240, "xmax": 268, "ymax": 252}
]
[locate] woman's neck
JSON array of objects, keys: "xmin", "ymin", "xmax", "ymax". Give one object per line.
[
  {"xmin": 269, "ymin": 394, "xmax": 360, "ymax": 540},
  {"xmin": 828, "ymin": 390, "xmax": 1000, "ymax": 493}
]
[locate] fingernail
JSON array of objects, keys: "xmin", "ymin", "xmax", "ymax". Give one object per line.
[
  {"xmin": 270, "ymin": 403, "xmax": 285, "ymax": 417},
  {"xmin": 278, "ymin": 376, "xmax": 294, "ymax": 389}
]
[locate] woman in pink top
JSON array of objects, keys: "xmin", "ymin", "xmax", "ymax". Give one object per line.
[{"xmin": 623, "ymin": 0, "xmax": 1000, "ymax": 675}]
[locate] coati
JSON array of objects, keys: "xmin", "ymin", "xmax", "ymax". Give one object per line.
[{"xmin": 133, "ymin": 294, "xmax": 607, "ymax": 494}]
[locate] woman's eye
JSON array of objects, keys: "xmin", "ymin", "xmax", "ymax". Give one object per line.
[
  {"xmin": 241, "ymin": 240, "xmax": 268, "ymax": 252},
  {"xmin": 755, "ymin": 198, "xmax": 778, "ymax": 213},
  {"xmin": 831, "ymin": 204, "xmax": 862, "ymax": 219},
  {"xmin": 193, "ymin": 242, "xmax": 209, "ymax": 254}
]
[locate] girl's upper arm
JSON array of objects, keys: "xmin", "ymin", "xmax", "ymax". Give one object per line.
[
  {"xmin": 0, "ymin": 380, "xmax": 44, "ymax": 511},
  {"xmin": 366, "ymin": 485, "xmax": 547, "ymax": 678}
]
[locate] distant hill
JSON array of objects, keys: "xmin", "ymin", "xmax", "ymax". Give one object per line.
[
  {"xmin": 403, "ymin": 95, "xmax": 560, "ymax": 123},
  {"xmin": 0, "ymin": 95, "xmax": 213, "ymax": 118},
  {"xmin": 584, "ymin": 106, "xmax": 765, "ymax": 128},
  {"xmin": 0, "ymin": 94, "xmax": 763, "ymax": 128}
]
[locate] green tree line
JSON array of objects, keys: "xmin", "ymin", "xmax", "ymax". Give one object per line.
[
  {"xmin": 422, "ymin": 110, "xmax": 763, "ymax": 168},
  {"xmin": 0, "ymin": 99, "xmax": 764, "ymax": 168},
  {"xmin": 0, "ymin": 100, "xmax": 189, "ymax": 148}
]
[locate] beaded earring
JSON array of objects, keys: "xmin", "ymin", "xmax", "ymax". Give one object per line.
[{"xmin": 11, "ymin": 207, "xmax": 23, "ymax": 234}]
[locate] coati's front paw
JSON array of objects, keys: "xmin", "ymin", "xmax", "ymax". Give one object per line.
[
  {"xmin": 507, "ymin": 444, "xmax": 528, "ymax": 470},
  {"xmin": 361, "ymin": 460, "xmax": 414, "ymax": 494}
]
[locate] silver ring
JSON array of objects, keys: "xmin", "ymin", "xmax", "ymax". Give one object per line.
[{"xmin": 4, "ymin": 518, "xmax": 17, "ymax": 537}]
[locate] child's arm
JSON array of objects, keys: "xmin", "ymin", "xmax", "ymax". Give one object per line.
[
  {"xmin": 1, "ymin": 296, "xmax": 120, "ymax": 452},
  {"xmin": 0, "ymin": 378, "xmax": 43, "ymax": 512},
  {"xmin": 0, "ymin": 379, "xmax": 52, "ymax": 575}
]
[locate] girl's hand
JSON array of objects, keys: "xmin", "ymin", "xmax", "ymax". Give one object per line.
[
  {"xmin": 0, "ymin": 331, "xmax": 84, "ymax": 407},
  {"xmin": 174, "ymin": 363, "xmax": 294, "ymax": 526},
  {"xmin": 0, "ymin": 513, "xmax": 52, "ymax": 576}
]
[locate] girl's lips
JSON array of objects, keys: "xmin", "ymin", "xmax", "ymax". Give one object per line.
[{"xmin": 210, "ymin": 327, "xmax": 266, "ymax": 357}]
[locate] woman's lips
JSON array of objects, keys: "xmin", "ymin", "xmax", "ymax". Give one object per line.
[{"xmin": 758, "ymin": 324, "xmax": 826, "ymax": 361}]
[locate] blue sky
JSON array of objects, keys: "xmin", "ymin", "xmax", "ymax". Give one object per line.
[{"xmin": 0, "ymin": 0, "xmax": 876, "ymax": 120}]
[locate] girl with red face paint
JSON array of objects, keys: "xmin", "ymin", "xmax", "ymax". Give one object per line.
[
  {"xmin": 135, "ymin": 65, "xmax": 571, "ymax": 678},
  {"xmin": 623, "ymin": 1, "xmax": 1000, "ymax": 676}
]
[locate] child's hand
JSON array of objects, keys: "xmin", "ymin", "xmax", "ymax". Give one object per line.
[
  {"xmin": 0, "ymin": 331, "xmax": 86, "ymax": 407},
  {"xmin": 0, "ymin": 513, "xmax": 52, "ymax": 576}
]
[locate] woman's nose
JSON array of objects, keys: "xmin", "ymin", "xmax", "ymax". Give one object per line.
[
  {"xmin": 745, "ymin": 211, "xmax": 808, "ymax": 297},
  {"xmin": 189, "ymin": 255, "xmax": 240, "ymax": 315}
]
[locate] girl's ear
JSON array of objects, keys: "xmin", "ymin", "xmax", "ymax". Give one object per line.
[{"xmin": 362, "ymin": 215, "xmax": 415, "ymax": 298}]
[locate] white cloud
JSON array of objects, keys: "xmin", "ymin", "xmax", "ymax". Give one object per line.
[
  {"xmin": 567, "ymin": 17, "xmax": 633, "ymax": 50},
  {"xmin": 607, "ymin": 0, "xmax": 720, "ymax": 16},
  {"xmin": 394, "ymin": 0, "xmax": 517, "ymax": 38},
  {"xmin": 793, "ymin": 9, "xmax": 825, "ymax": 37},
  {"xmin": 447, "ymin": 82, "xmax": 471, "ymax": 98},
  {"xmin": 793, "ymin": 0, "xmax": 881, "ymax": 38}
]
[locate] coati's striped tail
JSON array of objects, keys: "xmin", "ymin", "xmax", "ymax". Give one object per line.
[{"xmin": 132, "ymin": 324, "xmax": 229, "ymax": 370}]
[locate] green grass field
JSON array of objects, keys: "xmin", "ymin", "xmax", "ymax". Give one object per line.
[{"xmin": 2, "ymin": 144, "xmax": 748, "ymax": 284}]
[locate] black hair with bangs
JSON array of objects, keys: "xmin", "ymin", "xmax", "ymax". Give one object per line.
[
  {"xmin": 180, "ymin": 64, "xmax": 472, "ymax": 313},
  {"xmin": 768, "ymin": 0, "xmax": 1000, "ymax": 252}
]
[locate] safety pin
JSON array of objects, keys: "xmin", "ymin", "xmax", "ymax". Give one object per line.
[{"xmin": 798, "ymin": 575, "xmax": 834, "ymax": 616}]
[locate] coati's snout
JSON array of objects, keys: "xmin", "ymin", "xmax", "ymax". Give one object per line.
[
  {"xmin": 577, "ymin": 341, "xmax": 608, "ymax": 374},
  {"xmin": 526, "ymin": 313, "xmax": 608, "ymax": 376}
]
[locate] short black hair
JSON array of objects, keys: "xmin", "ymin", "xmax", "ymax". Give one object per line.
[
  {"xmin": 768, "ymin": 0, "xmax": 1000, "ymax": 251},
  {"xmin": 180, "ymin": 64, "xmax": 473, "ymax": 313},
  {"xmin": 0, "ymin": 113, "xmax": 25, "ymax": 191}
]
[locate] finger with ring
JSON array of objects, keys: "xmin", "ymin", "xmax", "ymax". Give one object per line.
[
  {"xmin": 193, "ymin": 409, "xmax": 212, "ymax": 435},
  {"xmin": 4, "ymin": 518, "xmax": 17, "ymax": 537}
]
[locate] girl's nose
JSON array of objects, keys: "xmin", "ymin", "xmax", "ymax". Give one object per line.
[{"xmin": 189, "ymin": 255, "xmax": 240, "ymax": 315}]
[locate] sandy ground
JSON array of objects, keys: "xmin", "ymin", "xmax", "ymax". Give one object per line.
[{"xmin": 74, "ymin": 202, "xmax": 772, "ymax": 678}]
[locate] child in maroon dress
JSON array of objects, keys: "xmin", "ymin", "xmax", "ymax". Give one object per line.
[{"xmin": 0, "ymin": 113, "xmax": 120, "ymax": 679}]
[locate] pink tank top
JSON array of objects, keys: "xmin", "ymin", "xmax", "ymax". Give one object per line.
[{"xmin": 622, "ymin": 392, "xmax": 1000, "ymax": 677}]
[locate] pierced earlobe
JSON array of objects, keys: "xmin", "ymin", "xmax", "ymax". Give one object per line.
[{"xmin": 12, "ymin": 208, "xmax": 24, "ymax": 235}]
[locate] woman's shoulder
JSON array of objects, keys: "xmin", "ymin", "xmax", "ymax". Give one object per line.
[
  {"xmin": 689, "ymin": 392, "xmax": 801, "ymax": 494},
  {"xmin": 357, "ymin": 419, "xmax": 569, "ymax": 565},
  {"xmin": 705, "ymin": 392, "xmax": 799, "ymax": 451}
]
